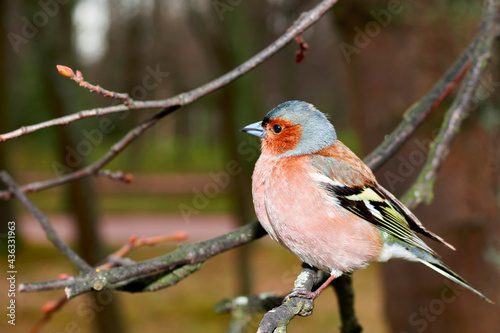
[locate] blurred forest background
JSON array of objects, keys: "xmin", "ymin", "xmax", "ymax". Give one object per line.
[{"xmin": 0, "ymin": 0, "xmax": 499, "ymax": 332}]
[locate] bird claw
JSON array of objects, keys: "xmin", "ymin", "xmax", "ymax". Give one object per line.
[
  {"xmin": 283, "ymin": 289, "xmax": 314, "ymax": 303},
  {"xmin": 283, "ymin": 289, "xmax": 316, "ymax": 317},
  {"xmin": 284, "ymin": 288, "xmax": 318, "ymax": 301}
]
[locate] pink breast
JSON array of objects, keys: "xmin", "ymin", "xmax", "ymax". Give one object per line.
[{"xmin": 252, "ymin": 154, "xmax": 383, "ymax": 274}]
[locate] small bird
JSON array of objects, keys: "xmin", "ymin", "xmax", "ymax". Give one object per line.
[{"xmin": 241, "ymin": 100, "xmax": 491, "ymax": 302}]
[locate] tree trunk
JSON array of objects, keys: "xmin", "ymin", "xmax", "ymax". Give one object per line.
[{"xmin": 24, "ymin": 1, "xmax": 127, "ymax": 331}]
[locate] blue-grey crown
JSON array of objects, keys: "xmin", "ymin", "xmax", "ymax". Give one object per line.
[{"xmin": 264, "ymin": 100, "xmax": 337, "ymax": 157}]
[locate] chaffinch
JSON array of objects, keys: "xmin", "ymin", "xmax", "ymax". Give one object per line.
[{"xmin": 241, "ymin": 100, "xmax": 491, "ymax": 302}]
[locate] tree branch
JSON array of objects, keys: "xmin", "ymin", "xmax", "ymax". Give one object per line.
[
  {"xmin": 0, "ymin": 106, "xmax": 178, "ymax": 200},
  {"xmin": 214, "ymin": 293, "xmax": 283, "ymax": 333},
  {"xmin": 28, "ymin": 232, "xmax": 187, "ymax": 333},
  {"xmin": 0, "ymin": 0, "xmax": 339, "ymax": 142},
  {"xmin": 0, "ymin": 171, "xmax": 91, "ymax": 272},
  {"xmin": 19, "ymin": 221, "xmax": 267, "ymax": 296},
  {"xmin": 402, "ymin": 0, "xmax": 500, "ymax": 208},
  {"xmin": 332, "ymin": 275, "xmax": 361, "ymax": 333},
  {"xmin": 56, "ymin": 65, "xmax": 134, "ymax": 105},
  {"xmin": 364, "ymin": 36, "xmax": 476, "ymax": 170},
  {"xmin": 258, "ymin": 266, "xmax": 318, "ymax": 333}
]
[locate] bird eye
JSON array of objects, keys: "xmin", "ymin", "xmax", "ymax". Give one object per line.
[{"xmin": 272, "ymin": 124, "xmax": 283, "ymax": 134}]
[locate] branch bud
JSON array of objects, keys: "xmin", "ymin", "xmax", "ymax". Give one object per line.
[
  {"xmin": 41, "ymin": 301, "xmax": 58, "ymax": 313},
  {"xmin": 56, "ymin": 65, "xmax": 75, "ymax": 78}
]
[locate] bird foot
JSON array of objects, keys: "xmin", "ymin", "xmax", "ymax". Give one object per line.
[
  {"xmin": 283, "ymin": 289, "xmax": 317, "ymax": 317},
  {"xmin": 284, "ymin": 288, "xmax": 320, "ymax": 301}
]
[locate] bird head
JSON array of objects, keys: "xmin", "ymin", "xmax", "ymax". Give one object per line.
[{"xmin": 241, "ymin": 100, "xmax": 337, "ymax": 157}]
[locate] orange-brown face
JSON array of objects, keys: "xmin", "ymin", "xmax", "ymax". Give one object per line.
[{"xmin": 261, "ymin": 118, "xmax": 303, "ymax": 156}]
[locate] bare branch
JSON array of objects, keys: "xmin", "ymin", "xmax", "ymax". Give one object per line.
[
  {"xmin": 0, "ymin": 0, "xmax": 339, "ymax": 142},
  {"xmin": 96, "ymin": 169, "xmax": 134, "ymax": 183},
  {"xmin": 256, "ymin": 268, "xmax": 361, "ymax": 333},
  {"xmin": 27, "ymin": 231, "xmax": 188, "ymax": 333},
  {"xmin": 100, "ymin": 232, "xmax": 189, "ymax": 270},
  {"xmin": 0, "ymin": 106, "xmax": 177, "ymax": 200},
  {"xmin": 56, "ymin": 65, "xmax": 133, "ymax": 105},
  {"xmin": 29, "ymin": 296, "xmax": 68, "ymax": 333},
  {"xmin": 332, "ymin": 276, "xmax": 362, "ymax": 333},
  {"xmin": 214, "ymin": 293, "xmax": 283, "ymax": 333},
  {"xmin": 402, "ymin": 0, "xmax": 500, "ymax": 208},
  {"xmin": 19, "ymin": 221, "xmax": 267, "ymax": 295},
  {"xmin": 0, "ymin": 171, "xmax": 91, "ymax": 272},
  {"xmin": 258, "ymin": 266, "xmax": 317, "ymax": 332},
  {"xmin": 139, "ymin": 263, "xmax": 203, "ymax": 292},
  {"xmin": 364, "ymin": 37, "xmax": 475, "ymax": 170}
]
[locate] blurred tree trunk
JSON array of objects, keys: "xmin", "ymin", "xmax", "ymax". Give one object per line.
[
  {"xmin": 333, "ymin": 1, "xmax": 499, "ymax": 332},
  {"xmin": 184, "ymin": 3, "xmax": 260, "ymax": 295},
  {"xmin": 218, "ymin": 8, "xmax": 260, "ymax": 295},
  {"xmin": 25, "ymin": 2, "xmax": 126, "ymax": 332},
  {"xmin": 0, "ymin": 0, "xmax": 17, "ymax": 250},
  {"xmin": 123, "ymin": 7, "xmax": 147, "ymax": 170}
]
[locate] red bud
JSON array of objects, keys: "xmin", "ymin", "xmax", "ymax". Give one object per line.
[
  {"xmin": 57, "ymin": 273, "xmax": 71, "ymax": 280},
  {"xmin": 124, "ymin": 173, "xmax": 134, "ymax": 183},
  {"xmin": 56, "ymin": 65, "xmax": 75, "ymax": 78},
  {"xmin": 41, "ymin": 301, "xmax": 57, "ymax": 313}
]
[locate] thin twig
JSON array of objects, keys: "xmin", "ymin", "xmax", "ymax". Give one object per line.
[
  {"xmin": 0, "ymin": 106, "xmax": 177, "ymax": 200},
  {"xmin": 57, "ymin": 65, "xmax": 133, "ymax": 105},
  {"xmin": 0, "ymin": 0, "xmax": 339, "ymax": 142},
  {"xmin": 29, "ymin": 296, "xmax": 68, "ymax": 333},
  {"xmin": 100, "ymin": 232, "xmax": 188, "ymax": 270},
  {"xmin": 214, "ymin": 293, "xmax": 283, "ymax": 333},
  {"xmin": 402, "ymin": 0, "xmax": 500, "ymax": 208},
  {"xmin": 28, "ymin": 231, "xmax": 188, "ymax": 333},
  {"xmin": 19, "ymin": 221, "xmax": 267, "ymax": 295},
  {"xmin": 364, "ymin": 36, "xmax": 477, "ymax": 170},
  {"xmin": 96, "ymin": 169, "xmax": 134, "ymax": 183},
  {"xmin": 0, "ymin": 171, "xmax": 91, "ymax": 272}
]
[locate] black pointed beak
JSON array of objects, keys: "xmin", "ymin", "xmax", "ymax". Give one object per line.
[{"xmin": 240, "ymin": 121, "xmax": 266, "ymax": 138}]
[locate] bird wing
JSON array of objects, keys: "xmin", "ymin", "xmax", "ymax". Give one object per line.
[
  {"xmin": 375, "ymin": 184, "xmax": 455, "ymax": 250},
  {"xmin": 309, "ymin": 154, "xmax": 455, "ymax": 254}
]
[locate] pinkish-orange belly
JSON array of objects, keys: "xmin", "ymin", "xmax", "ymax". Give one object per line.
[{"xmin": 252, "ymin": 155, "xmax": 383, "ymax": 274}]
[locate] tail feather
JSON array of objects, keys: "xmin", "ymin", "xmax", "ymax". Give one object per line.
[{"xmin": 419, "ymin": 259, "xmax": 493, "ymax": 304}]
